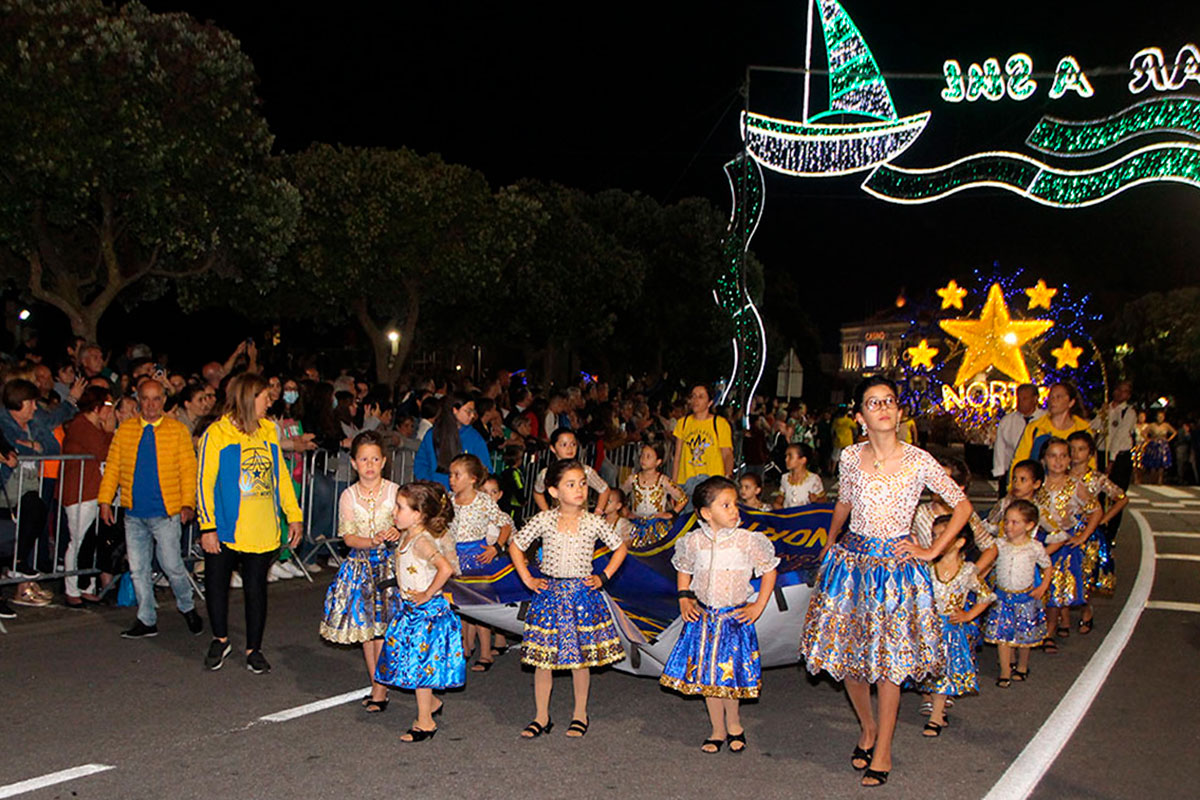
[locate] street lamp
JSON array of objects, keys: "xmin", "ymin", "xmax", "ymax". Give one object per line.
[
  {"xmin": 17, "ymin": 309, "xmax": 30, "ymax": 321},
  {"xmin": 386, "ymin": 329, "xmax": 400, "ymax": 356}
]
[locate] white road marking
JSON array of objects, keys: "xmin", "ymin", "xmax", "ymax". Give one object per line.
[
  {"xmin": 1153, "ymin": 532, "xmax": 1200, "ymax": 539},
  {"xmin": 1137, "ymin": 485, "xmax": 1193, "ymax": 499},
  {"xmin": 258, "ymin": 686, "xmax": 371, "ymax": 723},
  {"xmin": 1155, "ymin": 553, "xmax": 1200, "ymax": 562},
  {"xmin": 981, "ymin": 509, "xmax": 1155, "ymax": 800},
  {"xmin": 1145, "ymin": 600, "xmax": 1200, "ymax": 613},
  {"xmin": 0, "ymin": 764, "xmax": 115, "ymax": 798}
]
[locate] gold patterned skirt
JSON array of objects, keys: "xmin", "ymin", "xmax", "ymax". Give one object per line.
[
  {"xmin": 659, "ymin": 604, "xmax": 761, "ymax": 699},
  {"xmin": 521, "ymin": 578, "xmax": 625, "ymax": 670}
]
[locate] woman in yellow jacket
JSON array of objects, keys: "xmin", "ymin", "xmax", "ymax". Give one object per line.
[{"xmin": 197, "ymin": 373, "xmax": 303, "ymax": 674}]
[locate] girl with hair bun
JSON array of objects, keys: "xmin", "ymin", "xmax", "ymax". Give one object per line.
[{"xmin": 374, "ymin": 480, "xmax": 466, "ymax": 743}]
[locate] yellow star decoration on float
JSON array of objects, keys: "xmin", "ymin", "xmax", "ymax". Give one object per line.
[
  {"xmin": 938, "ymin": 283, "xmax": 1054, "ymax": 385},
  {"xmin": 1051, "ymin": 338, "xmax": 1084, "ymax": 369},
  {"xmin": 1025, "ymin": 279, "xmax": 1058, "ymax": 310},
  {"xmin": 936, "ymin": 279, "xmax": 969, "ymax": 309},
  {"xmin": 906, "ymin": 339, "xmax": 939, "ymax": 370}
]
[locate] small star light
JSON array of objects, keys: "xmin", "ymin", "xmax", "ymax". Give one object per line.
[
  {"xmin": 1052, "ymin": 338, "xmax": 1084, "ymax": 369},
  {"xmin": 939, "ymin": 283, "xmax": 1054, "ymax": 384},
  {"xmin": 906, "ymin": 339, "xmax": 939, "ymax": 370},
  {"xmin": 937, "ymin": 279, "xmax": 969, "ymax": 309},
  {"xmin": 1025, "ymin": 279, "xmax": 1058, "ymax": 310}
]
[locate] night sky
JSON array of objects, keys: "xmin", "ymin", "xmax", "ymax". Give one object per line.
[{"xmin": 144, "ymin": 0, "xmax": 1200, "ymax": 344}]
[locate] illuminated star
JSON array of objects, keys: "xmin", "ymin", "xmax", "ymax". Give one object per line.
[
  {"xmin": 906, "ymin": 339, "xmax": 939, "ymax": 370},
  {"xmin": 936, "ymin": 279, "xmax": 969, "ymax": 310},
  {"xmin": 1051, "ymin": 338, "xmax": 1084, "ymax": 369},
  {"xmin": 939, "ymin": 283, "xmax": 1054, "ymax": 385},
  {"xmin": 717, "ymin": 659, "xmax": 735, "ymax": 683},
  {"xmin": 1025, "ymin": 279, "xmax": 1058, "ymax": 310}
]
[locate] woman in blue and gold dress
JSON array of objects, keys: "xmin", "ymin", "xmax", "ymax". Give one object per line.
[{"xmin": 800, "ymin": 377, "xmax": 974, "ymax": 788}]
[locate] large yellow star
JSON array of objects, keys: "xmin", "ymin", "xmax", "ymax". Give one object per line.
[
  {"xmin": 939, "ymin": 283, "xmax": 1054, "ymax": 385},
  {"xmin": 717, "ymin": 659, "xmax": 735, "ymax": 683},
  {"xmin": 906, "ymin": 339, "xmax": 939, "ymax": 370},
  {"xmin": 937, "ymin": 279, "xmax": 969, "ymax": 309},
  {"xmin": 1025, "ymin": 279, "xmax": 1058, "ymax": 310},
  {"xmin": 1051, "ymin": 338, "xmax": 1084, "ymax": 369}
]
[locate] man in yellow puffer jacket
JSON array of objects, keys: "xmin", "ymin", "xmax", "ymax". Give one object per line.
[{"xmin": 99, "ymin": 380, "xmax": 202, "ymax": 640}]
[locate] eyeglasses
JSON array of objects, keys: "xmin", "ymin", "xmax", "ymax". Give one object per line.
[{"xmin": 863, "ymin": 396, "xmax": 898, "ymax": 411}]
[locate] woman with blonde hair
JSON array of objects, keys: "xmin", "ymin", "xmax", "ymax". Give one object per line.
[{"xmin": 196, "ymin": 373, "xmax": 303, "ymax": 674}]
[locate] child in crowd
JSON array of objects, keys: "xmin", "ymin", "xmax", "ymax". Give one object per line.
[
  {"xmin": 508, "ymin": 459, "xmax": 628, "ymax": 739},
  {"xmin": 775, "ymin": 443, "xmax": 826, "ymax": 508},
  {"xmin": 533, "ymin": 429, "xmax": 610, "ymax": 513},
  {"xmin": 918, "ymin": 515, "xmax": 994, "ymax": 736},
  {"xmin": 447, "ymin": 454, "xmax": 513, "ymax": 673},
  {"xmin": 598, "ymin": 488, "xmax": 634, "ymax": 544},
  {"xmin": 1035, "ymin": 439, "xmax": 1101, "ymax": 652},
  {"xmin": 480, "ymin": 474, "xmax": 514, "ymax": 656},
  {"xmin": 319, "ymin": 431, "xmax": 399, "ymax": 713},
  {"xmin": 983, "ymin": 499, "xmax": 1052, "ymax": 687},
  {"xmin": 374, "ymin": 481, "xmax": 465, "ymax": 743},
  {"xmin": 621, "ymin": 442, "xmax": 686, "ymax": 519},
  {"xmin": 660, "ymin": 476, "xmax": 779, "ymax": 753},
  {"xmin": 737, "ymin": 472, "xmax": 771, "ymax": 511},
  {"xmin": 498, "ymin": 443, "xmax": 528, "ymax": 527},
  {"xmin": 1067, "ymin": 431, "xmax": 1128, "ymax": 613},
  {"xmin": 912, "ymin": 457, "xmax": 996, "ymax": 574}
]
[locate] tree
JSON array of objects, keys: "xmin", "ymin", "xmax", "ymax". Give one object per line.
[
  {"xmin": 275, "ymin": 143, "xmax": 529, "ymax": 384},
  {"xmin": 0, "ymin": 0, "xmax": 299, "ymax": 342},
  {"xmin": 1106, "ymin": 287, "xmax": 1200, "ymax": 406}
]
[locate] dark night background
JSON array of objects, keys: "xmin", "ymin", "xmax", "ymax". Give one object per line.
[{"xmin": 127, "ymin": 0, "xmax": 1199, "ymax": 357}]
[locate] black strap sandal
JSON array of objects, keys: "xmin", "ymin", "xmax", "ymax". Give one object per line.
[
  {"xmin": 700, "ymin": 738, "xmax": 725, "ymax": 754},
  {"xmin": 364, "ymin": 698, "xmax": 389, "ymax": 713},
  {"xmin": 862, "ymin": 769, "xmax": 889, "ymax": 787},
  {"xmin": 1078, "ymin": 617, "xmax": 1093, "ymax": 635},
  {"xmin": 922, "ymin": 721, "xmax": 944, "ymax": 737},
  {"xmin": 728, "ymin": 731, "xmax": 747, "ymax": 753},
  {"xmin": 851, "ymin": 746, "xmax": 874, "ymax": 771},
  {"xmin": 400, "ymin": 727, "xmax": 437, "ymax": 743},
  {"xmin": 521, "ymin": 719, "xmax": 553, "ymax": 738},
  {"xmin": 1042, "ymin": 637, "xmax": 1059, "ymax": 655},
  {"xmin": 1012, "ymin": 669, "xmax": 1029, "ymax": 682},
  {"xmin": 431, "ymin": 701, "xmax": 444, "ymax": 718},
  {"xmin": 996, "ymin": 677, "xmax": 1013, "ymax": 688},
  {"xmin": 1057, "ymin": 625, "xmax": 1070, "ymax": 638},
  {"xmin": 493, "ymin": 645, "xmax": 510, "ymax": 657},
  {"xmin": 566, "ymin": 718, "xmax": 589, "ymax": 738},
  {"xmin": 471, "ymin": 659, "xmax": 494, "ymax": 673}
]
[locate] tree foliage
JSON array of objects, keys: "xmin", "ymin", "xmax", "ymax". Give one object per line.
[
  {"xmin": 0, "ymin": 0, "xmax": 298, "ymax": 341},
  {"xmin": 1107, "ymin": 287, "xmax": 1200, "ymax": 405}
]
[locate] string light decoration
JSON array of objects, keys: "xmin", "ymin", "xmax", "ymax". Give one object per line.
[
  {"xmin": 714, "ymin": 154, "xmax": 767, "ymax": 426},
  {"xmin": 894, "ymin": 266, "xmax": 1105, "ymax": 437},
  {"xmin": 936, "ymin": 279, "xmax": 968, "ymax": 309},
  {"xmin": 1026, "ymin": 96, "xmax": 1200, "ymax": 157},
  {"xmin": 1025, "ymin": 279, "xmax": 1057, "ymax": 310},
  {"xmin": 810, "ymin": 0, "xmax": 897, "ymax": 122}
]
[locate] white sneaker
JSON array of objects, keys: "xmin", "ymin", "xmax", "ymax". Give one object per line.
[
  {"xmin": 303, "ymin": 560, "xmax": 322, "ymax": 574},
  {"xmin": 154, "ymin": 575, "xmax": 169, "ymax": 588},
  {"xmin": 268, "ymin": 563, "xmax": 291, "ymax": 581},
  {"xmin": 283, "ymin": 561, "xmax": 306, "ymax": 578},
  {"xmin": 230, "ymin": 571, "xmax": 243, "ymax": 588}
]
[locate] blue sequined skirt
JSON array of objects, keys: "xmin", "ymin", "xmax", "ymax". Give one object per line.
[
  {"xmin": 628, "ymin": 517, "xmax": 673, "ymax": 548},
  {"xmin": 660, "ymin": 604, "xmax": 761, "ymax": 699},
  {"xmin": 1142, "ymin": 440, "xmax": 1173, "ymax": 470},
  {"xmin": 984, "ymin": 587, "xmax": 1045, "ymax": 647},
  {"xmin": 374, "ymin": 595, "xmax": 466, "ymax": 690},
  {"xmin": 799, "ymin": 532, "xmax": 944, "ymax": 685},
  {"xmin": 521, "ymin": 578, "xmax": 625, "ymax": 670},
  {"xmin": 919, "ymin": 614, "xmax": 980, "ymax": 697},
  {"xmin": 319, "ymin": 548, "xmax": 395, "ymax": 644},
  {"xmin": 1045, "ymin": 543, "xmax": 1086, "ymax": 607},
  {"xmin": 1085, "ymin": 525, "xmax": 1115, "ymax": 597}
]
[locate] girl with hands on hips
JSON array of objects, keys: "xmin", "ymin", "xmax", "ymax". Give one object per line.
[
  {"xmin": 508, "ymin": 459, "xmax": 628, "ymax": 740},
  {"xmin": 659, "ymin": 476, "xmax": 779, "ymax": 754},
  {"xmin": 373, "ymin": 481, "xmax": 466, "ymax": 743}
]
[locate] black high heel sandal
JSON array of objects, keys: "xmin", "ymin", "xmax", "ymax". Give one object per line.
[
  {"xmin": 400, "ymin": 727, "xmax": 437, "ymax": 743},
  {"xmin": 521, "ymin": 719, "xmax": 553, "ymax": 738},
  {"xmin": 700, "ymin": 738, "xmax": 725, "ymax": 754},
  {"xmin": 728, "ymin": 731, "xmax": 747, "ymax": 753},
  {"xmin": 364, "ymin": 698, "xmax": 389, "ymax": 713},
  {"xmin": 862, "ymin": 768, "xmax": 889, "ymax": 787},
  {"xmin": 851, "ymin": 746, "xmax": 874, "ymax": 771}
]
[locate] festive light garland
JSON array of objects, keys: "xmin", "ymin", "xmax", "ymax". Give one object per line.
[
  {"xmin": 1026, "ymin": 96, "xmax": 1200, "ymax": 157},
  {"xmin": 810, "ymin": 0, "xmax": 897, "ymax": 122},
  {"xmin": 938, "ymin": 284, "xmax": 1053, "ymax": 385},
  {"xmin": 742, "ymin": 111, "xmax": 930, "ymax": 177}
]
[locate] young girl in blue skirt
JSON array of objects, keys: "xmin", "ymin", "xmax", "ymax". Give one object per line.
[
  {"xmin": 659, "ymin": 476, "xmax": 778, "ymax": 753},
  {"xmin": 984, "ymin": 499, "xmax": 1052, "ymax": 686},
  {"xmin": 319, "ymin": 431, "xmax": 400, "ymax": 713},
  {"xmin": 374, "ymin": 480, "xmax": 466, "ymax": 743},
  {"xmin": 918, "ymin": 515, "xmax": 994, "ymax": 737},
  {"xmin": 508, "ymin": 459, "xmax": 628, "ymax": 739}
]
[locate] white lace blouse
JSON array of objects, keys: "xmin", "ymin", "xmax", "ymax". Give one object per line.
[
  {"xmin": 337, "ymin": 480, "xmax": 399, "ymax": 540},
  {"xmin": 395, "ymin": 531, "xmax": 446, "ymax": 595},
  {"xmin": 780, "ymin": 471, "xmax": 824, "ymax": 508},
  {"xmin": 931, "ymin": 561, "xmax": 995, "ymax": 615},
  {"xmin": 672, "ymin": 524, "xmax": 780, "ymax": 608},
  {"xmin": 838, "ymin": 442, "xmax": 967, "ymax": 539},
  {"xmin": 992, "ymin": 538, "xmax": 1051, "ymax": 592},
  {"xmin": 449, "ymin": 492, "xmax": 510, "ymax": 543},
  {"xmin": 510, "ymin": 508, "xmax": 625, "ymax": 579}
]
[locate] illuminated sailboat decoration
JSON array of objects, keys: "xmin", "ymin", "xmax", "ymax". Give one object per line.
[{"xmin": 742, "ymin": 0, "xmax": 930, "ymax": 176}]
